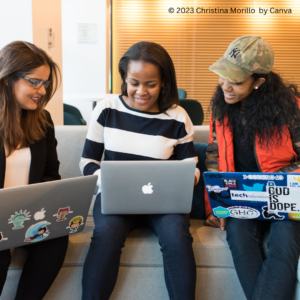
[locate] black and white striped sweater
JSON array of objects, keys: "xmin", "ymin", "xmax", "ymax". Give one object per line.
[{"xmin": 80, "ymin": 95, "xmax": 200, "ymax": 192}]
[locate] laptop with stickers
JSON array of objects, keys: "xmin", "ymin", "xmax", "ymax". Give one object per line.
[
  {"xmin": 203, "ymin": 171, "xmax": 300, "ymax": 222},
  {"xmin": 0, "ymin": 175, "xmax": 97, "ymax": 251},
  {"xmin": 101, "ymin": 161, "xmax": 196, "ymax": 214}
]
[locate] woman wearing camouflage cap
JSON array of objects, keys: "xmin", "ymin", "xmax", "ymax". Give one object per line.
[{"xmin": 204, "ymin": 35, "xmax": 300, "ymax": 300}]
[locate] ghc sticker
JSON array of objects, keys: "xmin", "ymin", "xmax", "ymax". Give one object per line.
[
  {"xmin": 228, "ymin": 206, "xmax": 260, "ymax": 219},
  {"xmin": 213, "ymin": 207, "xmax": 230, "ymax": 218}
]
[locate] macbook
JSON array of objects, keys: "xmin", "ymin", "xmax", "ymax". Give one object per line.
[
  {"xmin": 101, "ymin": 161, "xmax": 196, "ymax": 214},
  {"xmin": 203, "ymin": 171, "xmax": 300, "ymax": 222},
  {"xmin": 0, "ymin": 175, "xmax": 97, "ymax": 250}
]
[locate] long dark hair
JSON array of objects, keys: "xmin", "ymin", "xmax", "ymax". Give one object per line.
[
  {"xmin": 210, "ymin": 71, "xmax": 300, "ymax": 148},
  {"xmin": 118, "ymin": 41, "xmax": 179, "ymax": 113},
  {"xmin": 0, "ymin": 41, "xmax": 60, "ymax": 156}
]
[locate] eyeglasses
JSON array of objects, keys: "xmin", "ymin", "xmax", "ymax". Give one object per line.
[{"xmin": 19, "ymin": 75, "xmax": 51, "ymax": 89}]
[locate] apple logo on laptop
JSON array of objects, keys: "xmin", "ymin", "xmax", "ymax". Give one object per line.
[
  {"xmin": 142, "ymin": 183, "xmax": 153, "ymax": 194},
  {"xmin": 34, "ymin": 208, "xmax": 46, "ymax": 221}
]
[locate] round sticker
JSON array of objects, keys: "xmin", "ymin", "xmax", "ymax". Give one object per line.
[{"xmin": 228, "ymin": 206, "xmax": 260, "ymax": 219}]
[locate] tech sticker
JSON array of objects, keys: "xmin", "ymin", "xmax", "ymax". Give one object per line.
[
  {"xmin": 230, "ymin": 191, "xmax": 268, "ymax": 202},
  {"xmin": 228, "ymin": 206, "xmax": 260, "ymax": 219},
  {"xmin": 24, "ymin": 221, "xmax": 51, "ymax": 242},
  {"xmin": 8, "ymin": 210, "xmax": 31, "ymax": 230},
  {"xmin": 213, "ymin": 206, "xmax": 230, "ymax": 218}
]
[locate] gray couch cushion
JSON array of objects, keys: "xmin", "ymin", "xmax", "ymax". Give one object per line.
[
  {"xmin": 10, "ymin": 219, "xmax": 233, "ymax": 270},
  {"xmin": 55, "ymin": 125, "xmax": 88, "ymax": 179}
]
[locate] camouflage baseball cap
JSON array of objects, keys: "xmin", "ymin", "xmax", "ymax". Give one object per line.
[{"xmin": 209, "ymin": 35, "xmax": 274, "ymax": 83}]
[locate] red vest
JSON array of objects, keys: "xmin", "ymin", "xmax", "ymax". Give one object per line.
[{"xmin": 204, "ymin": 115, "xmax": 299, "ymax": 216}]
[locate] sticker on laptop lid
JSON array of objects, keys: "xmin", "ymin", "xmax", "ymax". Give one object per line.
[
  {"xmin": 267, "ymin": 186, "xmax": 300, "ymax": 213},
  {"xmin": 228, "ymin": 206, "xmax": 260, "ymax": 219},
  {"xmin": 287, "ymin": 175, "xmax": 300, "ymax": 189},
  {"xmin": 242, "ymin": 183, "xmax": 264, "ymax": 192},
  {"xmin": 204, "ymin": 173, "xmax": 222, "ymax": 179},
  {"xmin": 53, "ymin": 207, "xmax": 73, "ymax": 222},
  {"xmin": 8, "ymin": 210, "xmax": 31, "ymax": 230},
  {"xmin": 230, "ymin": 191, "xmax": 268, "ymax": 202},
  {"xmin": 34, "ymin": 208, "xmax": 46, "ymax": 221},
  {"xmin": 66, "ymin": 216, "xmax": 84, "ymax": 234},
  {"xmin": 266, "ymin": 181, "xmax": 276, "ymax": 187},
  {"xmin": 288, "ymin": 213, "xmax": 300, "ymax": 222},
  {"xmin": 213, "ymin": 207, "xmax": 230, "ymax": 218},
  {"xmin": 0, "ymin": 232, "xmax": 8, "ymax": 242},
  {"xmin": 262, "ymin": 206, "xmax": 285, "ymax": 220},
  {"xmin": 222, "ymin": 178, "xmax": 239, "ymax": 189},
  {"xmin": 243, "ymin": 174, "xmax": 284, "ymax": 180},
  {"xmin": 24, "ymin": 221, "xmax": 51, "ymax": 242},
  {"xmin": 206, "ymin": 185, "xmax": 228, "ymax": 193}
]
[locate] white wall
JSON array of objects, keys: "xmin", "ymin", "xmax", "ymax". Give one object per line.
[
  {"xmin": 0, "ymin": 0, "xmax": 33, "ymax": 49},
  {"xmin": 0, "ymin": 0, "xmax": 64, "ymax": 125},
  {"xmin": 0, "ymin": 0, "xmax": 108, "ymax": 125},
  {"xmin": 61, "ymin": 0, "xmax": 107, "ymax": 125}
]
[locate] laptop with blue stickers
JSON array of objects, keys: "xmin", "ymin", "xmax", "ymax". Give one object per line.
[{"xmin": 203, "ymin": 172, "xmax": 300, "ymax": 221}]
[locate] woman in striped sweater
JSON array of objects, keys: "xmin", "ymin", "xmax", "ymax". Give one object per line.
[{"xmin": 80, "ymin": 41, "xmax": 199, "ymax": 300}]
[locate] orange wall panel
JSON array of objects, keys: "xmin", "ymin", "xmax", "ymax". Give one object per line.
[{"xmin": 112, "ymin": 1, "xmax": 300, "ymax": 125}]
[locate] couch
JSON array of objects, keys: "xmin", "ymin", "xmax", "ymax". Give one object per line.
[{"xmin": 1, "ymin": 125, "xmax": 299, "ymax": 300}]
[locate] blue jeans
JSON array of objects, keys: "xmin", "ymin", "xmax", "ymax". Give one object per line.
[
  {"xmin": 226, "ymin": 218, "xmax": 300, "ymax": 300},
  {"xmin": 82, "ymin": 194, "xmax": 196, "ymax": 300}
]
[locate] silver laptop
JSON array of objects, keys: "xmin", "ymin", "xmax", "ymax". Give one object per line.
[
  {"xmin": 101, "ymin": 161, "xmax": 196, "ymax": 214},
  {"xmin": 0, "ymin": 175, "xmax": 97, "ymax": 251}
]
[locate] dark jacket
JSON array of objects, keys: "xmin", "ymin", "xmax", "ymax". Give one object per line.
[{"xmin": 0, "ymin": 111, "xmax": 61, "ymax": 189}]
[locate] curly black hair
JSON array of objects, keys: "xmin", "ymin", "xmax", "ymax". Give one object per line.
[{"xmin": 210, "ymin": 71, "xmax": 300, "ymax": 148}]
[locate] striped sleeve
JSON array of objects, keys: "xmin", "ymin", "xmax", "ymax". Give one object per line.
[
  {"xmin": 173, "ymin": 108, "xmax": 200, "ymax": 183},
  {"xmin": 79, "ymin": 103, "xmax": 105, "ymax": 185}
]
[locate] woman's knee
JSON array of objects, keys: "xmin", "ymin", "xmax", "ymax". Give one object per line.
[
  {"xmin": 92, "ymin": 216, "xmax": 132, "ymax": 251},
  {"xmin": 268, "ymin": 221, "xmax": 300, "ymax": 257},
  {"xmin": 158, "ymin": 216, "xmax": 193, "ymax": 248},
  {"xmin": 226, "ymin": 219, "xmax": 263, "ymax": 252}
]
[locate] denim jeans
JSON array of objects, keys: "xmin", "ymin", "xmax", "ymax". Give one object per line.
[
  {"xmin": 226, "ymin": 218, "xmax": 300, "ymax": 300},
  {"xmin": 82, "ymin": 194, "xmax": 196, "ymax": 300}
]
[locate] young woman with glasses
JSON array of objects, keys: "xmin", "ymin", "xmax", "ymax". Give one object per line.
[{"xmin": 0, "ymin": 41, "xmax": 68, "ymax": 299}]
